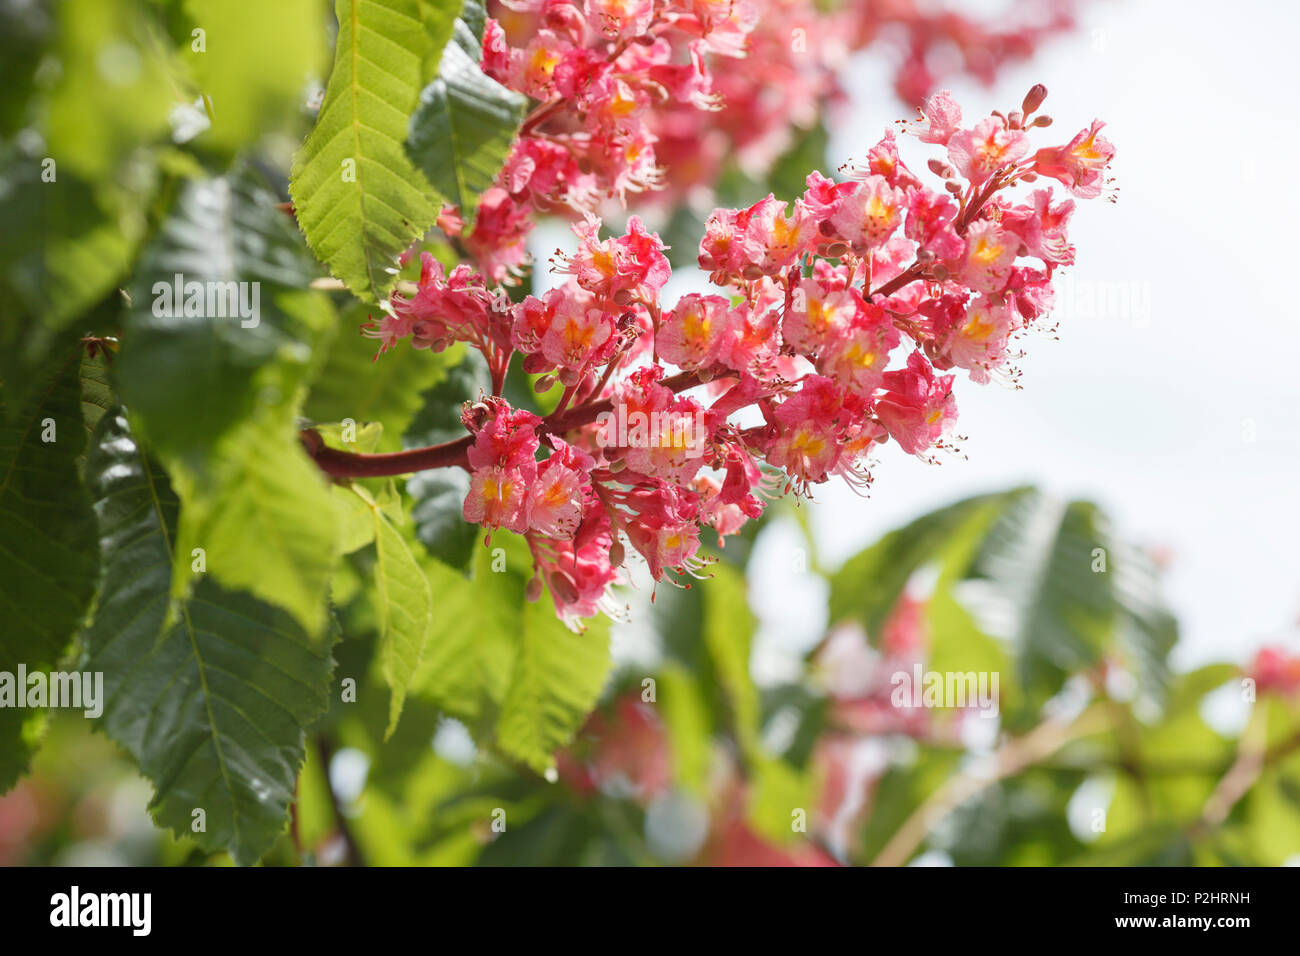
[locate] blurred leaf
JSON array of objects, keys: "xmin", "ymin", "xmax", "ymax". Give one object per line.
[
  {"xmin": 767, "ymin": 120, "xmax": 829, "ymax": 202},
  {"xmin": 0, "ymin": 345, "xmax": 100, "ymax": 790},
  {"xmin": 0, "ymin": 0, "xmax": 52, "ymax": 136},
  {"xmin": 169, "ymin": 404, "xmax": 342, "ymax": 636},
  {"xmin": 80, "ymin": 410, "xmax": 336, "ymax": 865},
  {"xmin": 289, "ymin": 0, "xmax": 444, "ymax": 303},
  {"xmin": 348, "ymin": 485, "xmax": 433, "ymax": 737},
  {"xmin": 45, "ymin": 0, "xmax": 176, "ymax": 180},
  {"xmin": 304, "ymin": 312, "xmax": 459, "ymax": 453},
  {"xmin": 411, "ymin": 541, "xmax": 522, "ymax": 727},
  {"xmin": 961, "ymin": 492, "xmax": 1176, "ymax": 711},
  {"xmin": 829, "ymin": 488, "xmax": 1022, "ymax": 638},
  {"xmin": 116, "ymin": 167, "xmax": 330, "ymax": 465},
  {"xmin": 701, "ymin": 561, "xmax": 760, "ymax": 752},
  {"xmin": 181, "ymin": 0, "xmax": 328, "ymax": 156},
  {"xmin": 496, "ymin": 596, "xmax": 612, "ymax": 775}
]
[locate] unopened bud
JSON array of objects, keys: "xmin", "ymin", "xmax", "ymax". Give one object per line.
[
  {"xmin": 823, "ymin": 242, "xmax": 848, "ymax": 258},
  {"xmin": 742, "ymin": 264, "xmax": 764, "ymax": 281},
  {"xmin": 525, "ymin": 574, "xmax": 544, "ymax": 602},
  {"xmin": 697, "ymin": 365, "xmax": 715, "ymax": 383},
  {"xmin": 1030, "ymin": 114, "xmax": 1053, "ymax": 129},
  {"xmin": 534, "ymin": 373, "xmax": 557, "ymax": 393},
  {"xmin": 1008, "ymin": 110, "xmax": 1024, "ymax": 129},
  {"xmin": 522, "ymin": 353, "xmax": 552, "ymax": 374},
  {"xmin": 559, "ymin": 366, "xmax": 582, "ymax": 387},
  {"xmin": 608, "ymin": 541, "xmax": 624, "ymax": 566},
  {"xmin": 818, "ymin": 218, "xmax": 838, "ymax": 236},
  {"xmin": 613, "ymin": 288, "xmax": 634, "ymax": 306},
  {"xmin": 944, "ymin": 181, "xmax": 963, "ymax": 195},
  {"xmin": 1022, "ymin": 84, "xmax": 1048, "ymax": 116},
  {"xmin": 930, "ymin": 263, "xmax": 950, "ymax": 282},
  {"xmin": 551, "ymin": 572, "xmax": 579, "ymax": 605},
  {"xmin": 926, "ymin": 158, "xmax": 952, "ymax": 179}
]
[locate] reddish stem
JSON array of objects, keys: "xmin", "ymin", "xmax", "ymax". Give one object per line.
[{"xmin": 304, "ymin": 369, "xmax": 710, "ymax": 479}]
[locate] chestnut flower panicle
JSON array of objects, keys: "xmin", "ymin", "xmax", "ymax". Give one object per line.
[{"xmin": 370, "ymin": 84, "xmax": 1115, "ymax": 629}]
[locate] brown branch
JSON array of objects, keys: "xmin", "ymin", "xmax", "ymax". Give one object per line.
[{"xmin": 302, "ymin": 369, "xmax": 709, "ymax": 479}]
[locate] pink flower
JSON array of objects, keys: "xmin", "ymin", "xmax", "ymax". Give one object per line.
[
  {"xmin": 1033, "ymin": 120, "xmax": 1115, "ymax": 198},
  {"xmin": 466, "ymin": 400, "xmax": 542, "ymax": 477},
  {"xmin": 829, "ymin": 175, "xmax": 906, "ymax": 251},
  {"xmin": 586, "ymin": 0, "xmax": 656, "ymax": 39},
  {"xmin": 783, "ymin": 278, "xmax": 856, "ymax": 357},
  {"xmin": 765, "ymin": 377, "xmax": 846, "ymax": 484},
  {"xmin": 559, "ymin": 214, "xmax": 671, "ymax": 304},
  {"xmin": 874, "ymin": 352, "xmax": 958, "ymax": 456},
  {"xmin": 1002, "ymin": 188, "xmax": 1076, "ymax": 266},
  {"xmin": 528, "ymin": 439, "xmax": 592, "ymax": 538},
  {"xmin": 947, "ymin": 117, "xmax": 1030, "ymax": 185},
  {"xmin": 959, "ymin": 219, "xmax": 1019, "ymax": 294},
  {"xmin": 903, "ymin": 90, "xmax": 963, "ymax": 145},
  {"xmin": 817, "ymin": 299, "xmax": 900, "ymax": 396},
  {"xmin": 463, "ymin": 465, "xmax": 530, "ymax": 534},
  {"xmin": 657, "ymin": 293, "xmax": 736, "ymax": 370},
  {"xmin": 936, "ymin": 296, "xmax": 1019, "ymax": 384},
  {"xmin": 540, "ymin": 292, "xmax": 616, "ymax": 375}
]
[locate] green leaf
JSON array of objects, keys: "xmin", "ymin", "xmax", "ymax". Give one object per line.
[
  {"xmin": 169, "ymin": 406, "xmax": 342, "ymax": 637},
  {"xmin": 304, "ymin": 311, "xmax": 458, "ymax": 453},
  {"xmin": 181, "ymin": 0, "xmax": 329, "ymax": 156},
  {"xmin": 701, "ymin": 560, "xmax": 760, "ymax": 753},
  {"xmin": 962, "ymin": 492, "xmax": 1177, "ymax": 710},
  {"xmin": 80, "ymin": 410, "xmax": 336, "ymax": 865},
  {"xmin": 289, "ymin": 0, "xmax": 445, "ymax": 303},
  {"xmin": 349, "ymin": 486, "xmax": 433, "ymax": 737},
  {"xmin": 77, "ymin": 348, "xmax": 115, "ymax": 449},
  {"xmin": 495, "ymin": 595, "xmax": 612, "ymax": 775},
  {"xmin": 410, "ymin": 549, "xmax": 517, "ymax": 729},
  {"xmin": 829, "ymin": 488, "xmax": 1022, "ymax": 638},
  {"xmin": 405, "ymin": 12, "xmax": 525, "ymax": 228},
  {"xmin": 44, "ymin": 0, "xmax": 175, "ymax": 181},
  {"xmin": 116, "ymin": 168, "xmax": 331, "ymax": 464},
  {"xmin": 0, "ymin": 347, "xmax": 100, "ymax": 790}
]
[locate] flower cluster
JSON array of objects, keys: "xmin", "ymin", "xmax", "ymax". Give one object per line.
[
  {"xmin": 367, "ymin": 85, "xmax": 1115, "ymax": 627},
  {"xmin": 483, "ymin": 0, "xmax": 1084, "ymax": 220},
  {"xmin": 445, "ymin": 1, "xmax": 1085, "ymax": 285}
]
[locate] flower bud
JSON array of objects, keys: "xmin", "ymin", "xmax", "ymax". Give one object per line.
[
  {"xmin": 551, "ymin": 572, "xmax": 579, "ymax": 605},
  {"xmin": 1030, "ymin": 114, "xmax": 1053, "ymax": 128},
  {"xmin": 525, "ymin": 574, "xmax": 544, "ymax": 602},
  {"xmin": 608, "ymin": 540, "xmax": 624, "ymax": 567},
  {"xmin": 534, "ymin": 373, "xmax": 558, "ymax": 393},
  {"xmin": 1022, "ymin": 84, "xmax": 1048, "ymax": 116},
  {"xmin": 927, "ymin": 158, "xmax": 958, "ymax": 180}
]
